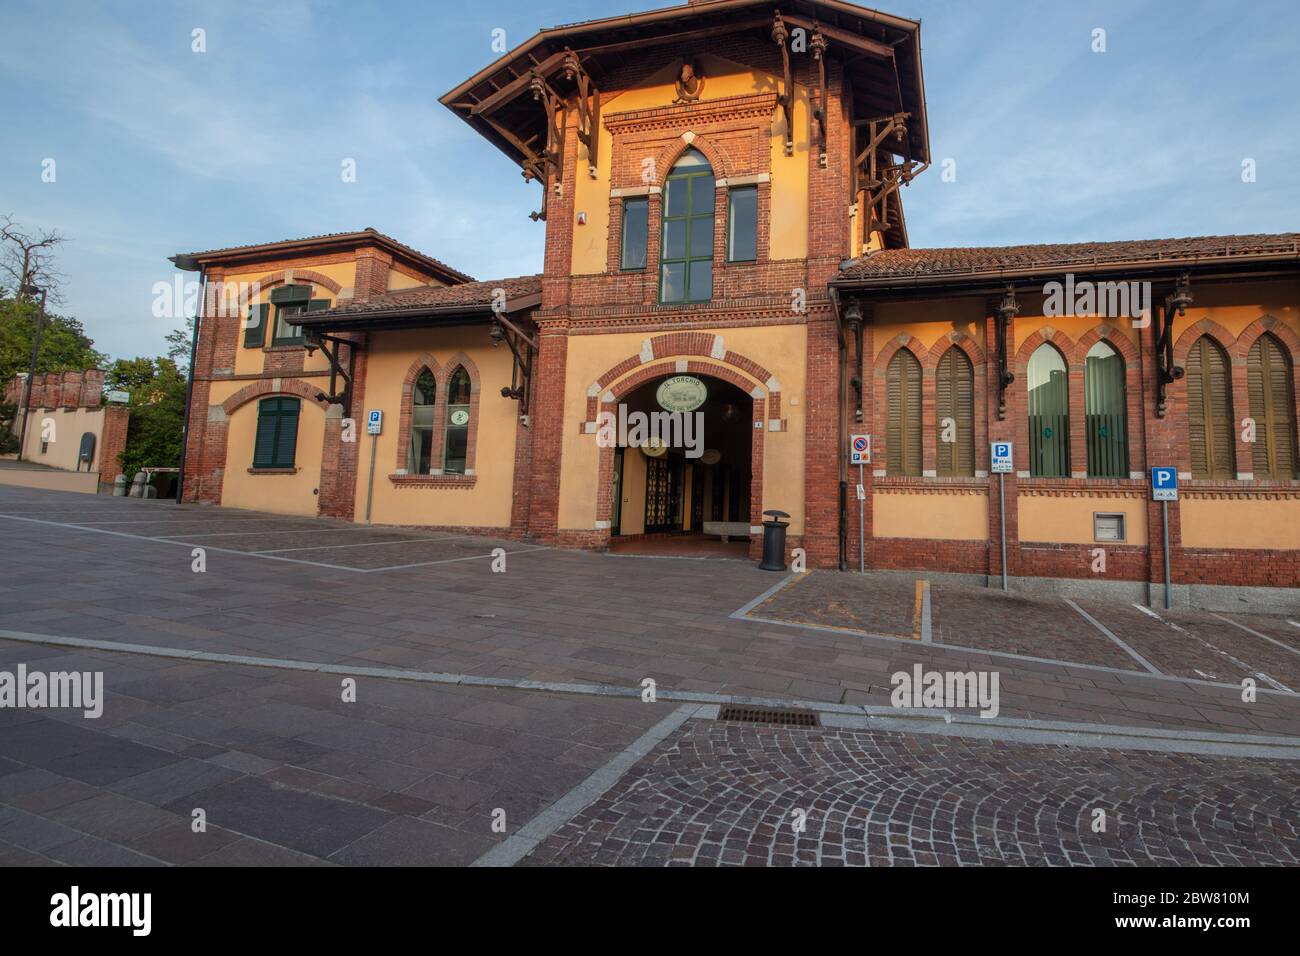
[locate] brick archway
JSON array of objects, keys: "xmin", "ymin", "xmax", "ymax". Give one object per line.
[
  {"xmin": 247, "ymin": 268, "xmax": 343, "ymax": 297},
  {"xmin": 592, "ymin": 356, "xmax": 768, "ymax": 555},
  {"xmin": 221, "ymin": 377, "xmax": 330, "ymax": 415}
]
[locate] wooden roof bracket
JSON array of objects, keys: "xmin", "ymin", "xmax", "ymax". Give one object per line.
[
  {"xmin": 856, "ymin": 112, "xmax": 926, "ymax": 233},
  {"xmin": 772, "ymin": 13, "xmax": 795, "ymax": 156},
  {"xmin": 489, "ymin": 313, "xmax": 537, "ymax": 416},
  {"xmin": 1155, "ymin": 273, "xmax": 1192, "ymax": 418},
  {"xmin": 303, "ymin": 330, "xmax": 356, "ymax": 420},
  {"xmin": 527, "ymin": 71, "xmax": 567, "ymax": 222},
  {"xmin": 994, "ymin": 287, "xmax": 1019, "ymax": 421},
  {"xmin": 810, "ymin": 25, "xmax": 829, "ymax": 168},
  {"xmin": 562, "ymin": 50, "xmax": 601, "ymax": 179}
]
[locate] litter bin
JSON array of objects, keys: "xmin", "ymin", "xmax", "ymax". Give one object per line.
[{"xmin": 758, "ymin": 509, "xmax": 790, "ymax": 571}]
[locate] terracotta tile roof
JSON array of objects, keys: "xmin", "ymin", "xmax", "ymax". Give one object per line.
[
  {"xmin": 837, "ymin": 233, "xmax": 1300, "ymax": 284},
  {"xmin": 308, "ymin": 275, "xmax": 542, "ymax": 317},
  {"xmin": 171, "ymin": 228, "xmax": 474, "ymax": 284}
]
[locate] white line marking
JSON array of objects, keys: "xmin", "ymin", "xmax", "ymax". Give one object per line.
[
  {"xmin": 1142, "ymin": 605, "xmax": 1291, "ymax": 693},
  {"xmin": 471, "ymin": 704, "xmax": 701, "ymax": 867},
  {"xmin": 362, "ymin": 545, "xmax": 550, "ymax": 572},
  {"xmin": 254, "ymin": 534, "xmax": 462, "ymax": 554},
  {"xmin": 155, "ymin": 526, "xmax": 377, "ymax": 539},
  {"xmin": 1212, "ymin": 613, "xmax": 1300, "ymax": 659},
  {"xmin": 1065, "ymin": 599, "xmax": 1162, "ymax": 675},
  {"xmin": 1290, "ymin": 620, "xmax": 1300, "ymax": 630}
]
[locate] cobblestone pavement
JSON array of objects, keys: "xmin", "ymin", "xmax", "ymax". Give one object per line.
[
  {"xmin": 1, "ymin": 486, "xmax": 1298, "ymax": 738},
  {"xmin": 523, "ymin": 717, "xmax": 1300, "ymax": 867}
]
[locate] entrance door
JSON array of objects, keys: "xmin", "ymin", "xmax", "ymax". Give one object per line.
[{"xmin": 644, "ymin": 455, "xmax": 682, "ymax": 533}]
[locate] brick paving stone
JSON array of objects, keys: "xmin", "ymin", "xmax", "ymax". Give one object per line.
[{"xmin": 524, "ymin": 718, "xmax": 1300, "ymax": 867}]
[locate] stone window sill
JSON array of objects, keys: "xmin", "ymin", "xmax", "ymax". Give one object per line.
[{"xmin": 248, "ymin": 467, "xmax": 299, "ymax": 475}]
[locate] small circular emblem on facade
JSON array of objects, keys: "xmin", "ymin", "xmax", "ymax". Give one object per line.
[
  {"xmin": 450, "ymin": 409, "xmax": 470, "ymax": 426},
  {"xmin": 701, "ymin": 449, "xmax": 721, "ymax": 465},
  {"xmin": 656, "ymin": 375, "xmax": 707, "ymax": 412}
]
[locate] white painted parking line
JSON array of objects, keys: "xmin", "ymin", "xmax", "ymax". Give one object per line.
[
  {"xmin": 155, "ymin": 526, "xmax": 375, "ymax": 539},
  {"xmin": 1139, "ymin": 604, "xmax": 1292, "ymax": 693},
  {"xmin": 363, "ymin": 546, "xmax": 550, "ymax": 572},
  {"xmin": 1065, "ymin": 599, "xmax": 1162, "ymax": 675},
  {"xmin": 254, "ymin": 534, "xmax": 463, "ymax": 554},
  {"xmin": 1212, "ymin": 613, "xmax": 1300, "ymax": 658}
]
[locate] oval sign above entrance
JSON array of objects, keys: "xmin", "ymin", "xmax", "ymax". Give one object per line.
[{"xmin": 656, "ymin": 375, "xmax": 707, "ymax": 412}]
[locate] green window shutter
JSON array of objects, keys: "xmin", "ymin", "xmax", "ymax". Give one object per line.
[
  {"xmin": 274, "ymin": 399, "xmax": 300, "ymax": 468},
  {"xmin": 887, "ymin": 349, "xmax": 921, "ymax": 476},
  {"xmin": 270, "ymin": 284, "xmax": 311, "ymax": 305},
  {"xmin": 244, "ymin": 304, "xmax": 269, "ymax": 348},
  {"xmin": 1084, "ymin": 342, "xmax": 1128, "ymax": 477},
  {"xmin": 252, "ymin": 397, "xmax": 301, "ymax": 468},
  {"xmin": 1188, "ymin": 337, "xmax": 1233, "ymax": 479},
  {"xmin": 307, "ymin": 298, "xmax": 330, "ymax": 312},
  {"xmin": 936, "ymin": 347, "xmax": 974, "ymax": 477},
  {"xmin": 1249, "ymin": 334, "xmax": 1297, "ymax": 479}
]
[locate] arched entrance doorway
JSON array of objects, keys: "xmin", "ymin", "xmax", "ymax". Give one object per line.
[{"xmin": 608, "ymin": 372, "xmax": 753, "ymax": 558}]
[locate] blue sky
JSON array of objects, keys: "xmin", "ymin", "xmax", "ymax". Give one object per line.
[{"xmin": 1, "ymin": 0, "xmax": 1297, "ymax": 362}]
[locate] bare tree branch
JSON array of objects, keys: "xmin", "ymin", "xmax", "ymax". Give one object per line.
[{"xmin": 0, "ymin": 214, "xmax": 67, "ymax": 305}]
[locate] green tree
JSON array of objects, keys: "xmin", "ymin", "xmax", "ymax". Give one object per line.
[
  {"xmin": 109, "ymin": 357, "xmax": 187, "ymax": 479},
  {"xmin": 0, "ymin": 296, "xmax": 106, "ymax": 385}
]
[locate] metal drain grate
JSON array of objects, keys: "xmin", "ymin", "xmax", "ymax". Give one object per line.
[{"xmin": 717, "ymin": 704, "xmax": 820, "ymax": 727}]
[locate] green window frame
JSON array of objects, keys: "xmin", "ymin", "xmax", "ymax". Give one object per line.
[
  {"xmin": 1084, "ymin": 341, "xmax": 1129, "ymax": 477},
  {"xmin": 252, "ymin": 396, "xmax": 301, "ymax": 469},
  {"xmin": 620, "ymin": 197, "xmax": 649, "ymax": 271},
  {"xmin": 659, "ymin": 149, "xmax": 714, "ymax": 304},
  {"xmin": 727, "ymin": 185, "xmax": 758, "ymax": 262},
  {"xmin": 443, "ymin": 366, "xmax": 471, "ymax": 475},
  {"xmin": 268, "ymin": 285, "xmax": 327, "ymax": 345},
  {"xmin": 1028, "ymin": 343, "xmax": 1070, "ymax": 477}
]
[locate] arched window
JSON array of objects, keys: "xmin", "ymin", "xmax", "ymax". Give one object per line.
[
  {"xmin": 1085, "ymin": 340, "xmax": 1128, "ymax": 477},
  {"xmin": 886, "ymin": 348, "xmax": 922, "ymax": 476},
  {"xmin": 1247, "ymin": 333, "xmax": 1297, "ymax": 479},
  {"xmin": 935, "ymin": 346, "xmax": 974, "ymax": 477},
  {"xmin": 443, "ymin": 366, "xmax": 472, "ymax": 475},
  {"xmin": 1028, "ymin": 343, "xmax": 1069, "ymax": 477},
  {"xmin": 407, "ymin": 370, "xmax": 436, "ymax": 475},
  {"xmin": 1187, "ymin": 336, "xmax": 1234, "ymax": 479},
  {"xmin": 660, "ymin": 149, "xmax": 714, "ymax": 304},
  {"xmin": 252, "ymin": 396, "xmax": 300, "ymax": 469}
]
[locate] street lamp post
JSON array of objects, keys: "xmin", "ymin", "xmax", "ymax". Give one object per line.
[{"xmin": 15, "ymin": 283, "xmax": 48, "ymax": 463}]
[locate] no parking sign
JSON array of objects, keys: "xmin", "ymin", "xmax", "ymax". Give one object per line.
[{"xmin": 850, "ymin": 434, "xmax": 871, "ymax": 465}]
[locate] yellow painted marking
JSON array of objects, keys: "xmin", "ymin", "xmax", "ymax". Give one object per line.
[{"xmin": 912, "ymin": 580, "xmax": 924, "ymax": 641}]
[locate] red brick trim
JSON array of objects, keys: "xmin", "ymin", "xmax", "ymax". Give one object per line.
[
  {"xmin": 220, "ymin": 378, "xmax": 330, "ymax": 416},
  {"xmin": 1232, "ymin": 316, "xmax": 1300, "ymax": 362},
  {"xmin": 1172, "ymin": 320, "xmax": 1236, "ymax": 366},
  {"xmin": 441, "ymin": 353, "xmax": 482, "ymax": 476},
  {"xmin": 387, "ymin": 474, "xmax": 477, "ymax": 489},
  {"xmin": 393, "ymin": 355, "xmax": 446, "ymax": 474},
  {"xmin": 656, "ymin": 134, "xmax": 735, "ymax": 183},
  {"xmin": 246, "ymin": 268, "xmax": 343, "ymax": 296}
]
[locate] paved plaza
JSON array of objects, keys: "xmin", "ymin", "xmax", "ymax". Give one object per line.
[{"xmin": 1, "ymin": 486, "xmax": 1297, "ymax": 866}]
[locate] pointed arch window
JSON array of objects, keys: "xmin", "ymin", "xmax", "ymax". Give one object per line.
[
  {"xmin": 407, "ymin": 370, "xmax": 437, "ymax": 475},
  {"xmin": 1028, "ymin": 343, "xmax": 1069, "ymax": 477},
  {"xmin": 935, "ymin": 346, "xmax": 975, "ymax": 477},
  {"xmin": 1084, "ymin": 340, "xmax": 1128, "ymax": 477},
  {"xmin": 1187, "ymin": 336, "xmax": 1234, "ymax": 479},
  {"xmin": 1247, "ymin": 333, "xmax": 1297, "ymax": 479},
  {"xmin": 886, "ymin": 348, "xmax": 923, "ymax": 476},
  {"xmin": 444, "ymin": 366, "xmax": 472, "ymax": 475},
  {"xmin": 660, "ymin": 149, "xmax": 714, "ymax": 304}
]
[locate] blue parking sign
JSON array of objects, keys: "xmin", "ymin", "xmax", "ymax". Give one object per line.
[{"xmin": 1151, "ymin": 467, "xmax": 1177, "ymax": 501}]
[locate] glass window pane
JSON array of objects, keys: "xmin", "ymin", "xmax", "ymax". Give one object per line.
[
  {"xmin": 688, "ymin": 260, "xmax": 712, "ymax": 301},
  {"xmin": 689, "ymin": 217, "xmax": 713, "ymax": 260},
  {"xmin": 274, "ymin": 304, "xmax": 302, "ymax": 341},
  {"xmin": 690, "ymin": 175, "xmax": 715, "ymax": 212},
  {"xmin": 414, "ymin": 371, "xmax": 436, "ymax": 406},
  {"xmin": 661, "ymin": 262, "xmax": 685, "ymax": 302},
  {"xmin": 445, "ymin": 428, "xmax": 468, "ymax": 474},
  {"xmin": 729, "ymin": 187, "xmax": 758, "ymax": 261},
  {"xmin": 448, "ymin": 368, "xmax": 470, "ymax": 405},
  {"xmin": 1027, "ymin": 344, "xmax": 1069, "ymax": 477},
  {"xmin": 665, "ymin": 177, "xmax": 688, "ymax": 217},
  {"xmin": 663, "ymin": 219, "xmax": 687, "ymax": 260},
  {"xmin": 621, "ymin": 199, "xmax": 648, "ymax": 269}
]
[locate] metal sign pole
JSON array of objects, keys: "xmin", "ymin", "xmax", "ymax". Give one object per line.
[
  {"xmin": 1162, "ymin": 499, "xmax": 1171, "ymax": 610},
  {"xmin": 858, "ymin": 462, "xmax": 865, "ymax": 573},
  {"xmin": 999, "ymin": 472, "xmax": 1008, "ymax": 591},
  {"xmin": 364, "ymin": 432, "xmax": 378, "ymax": 525}
]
